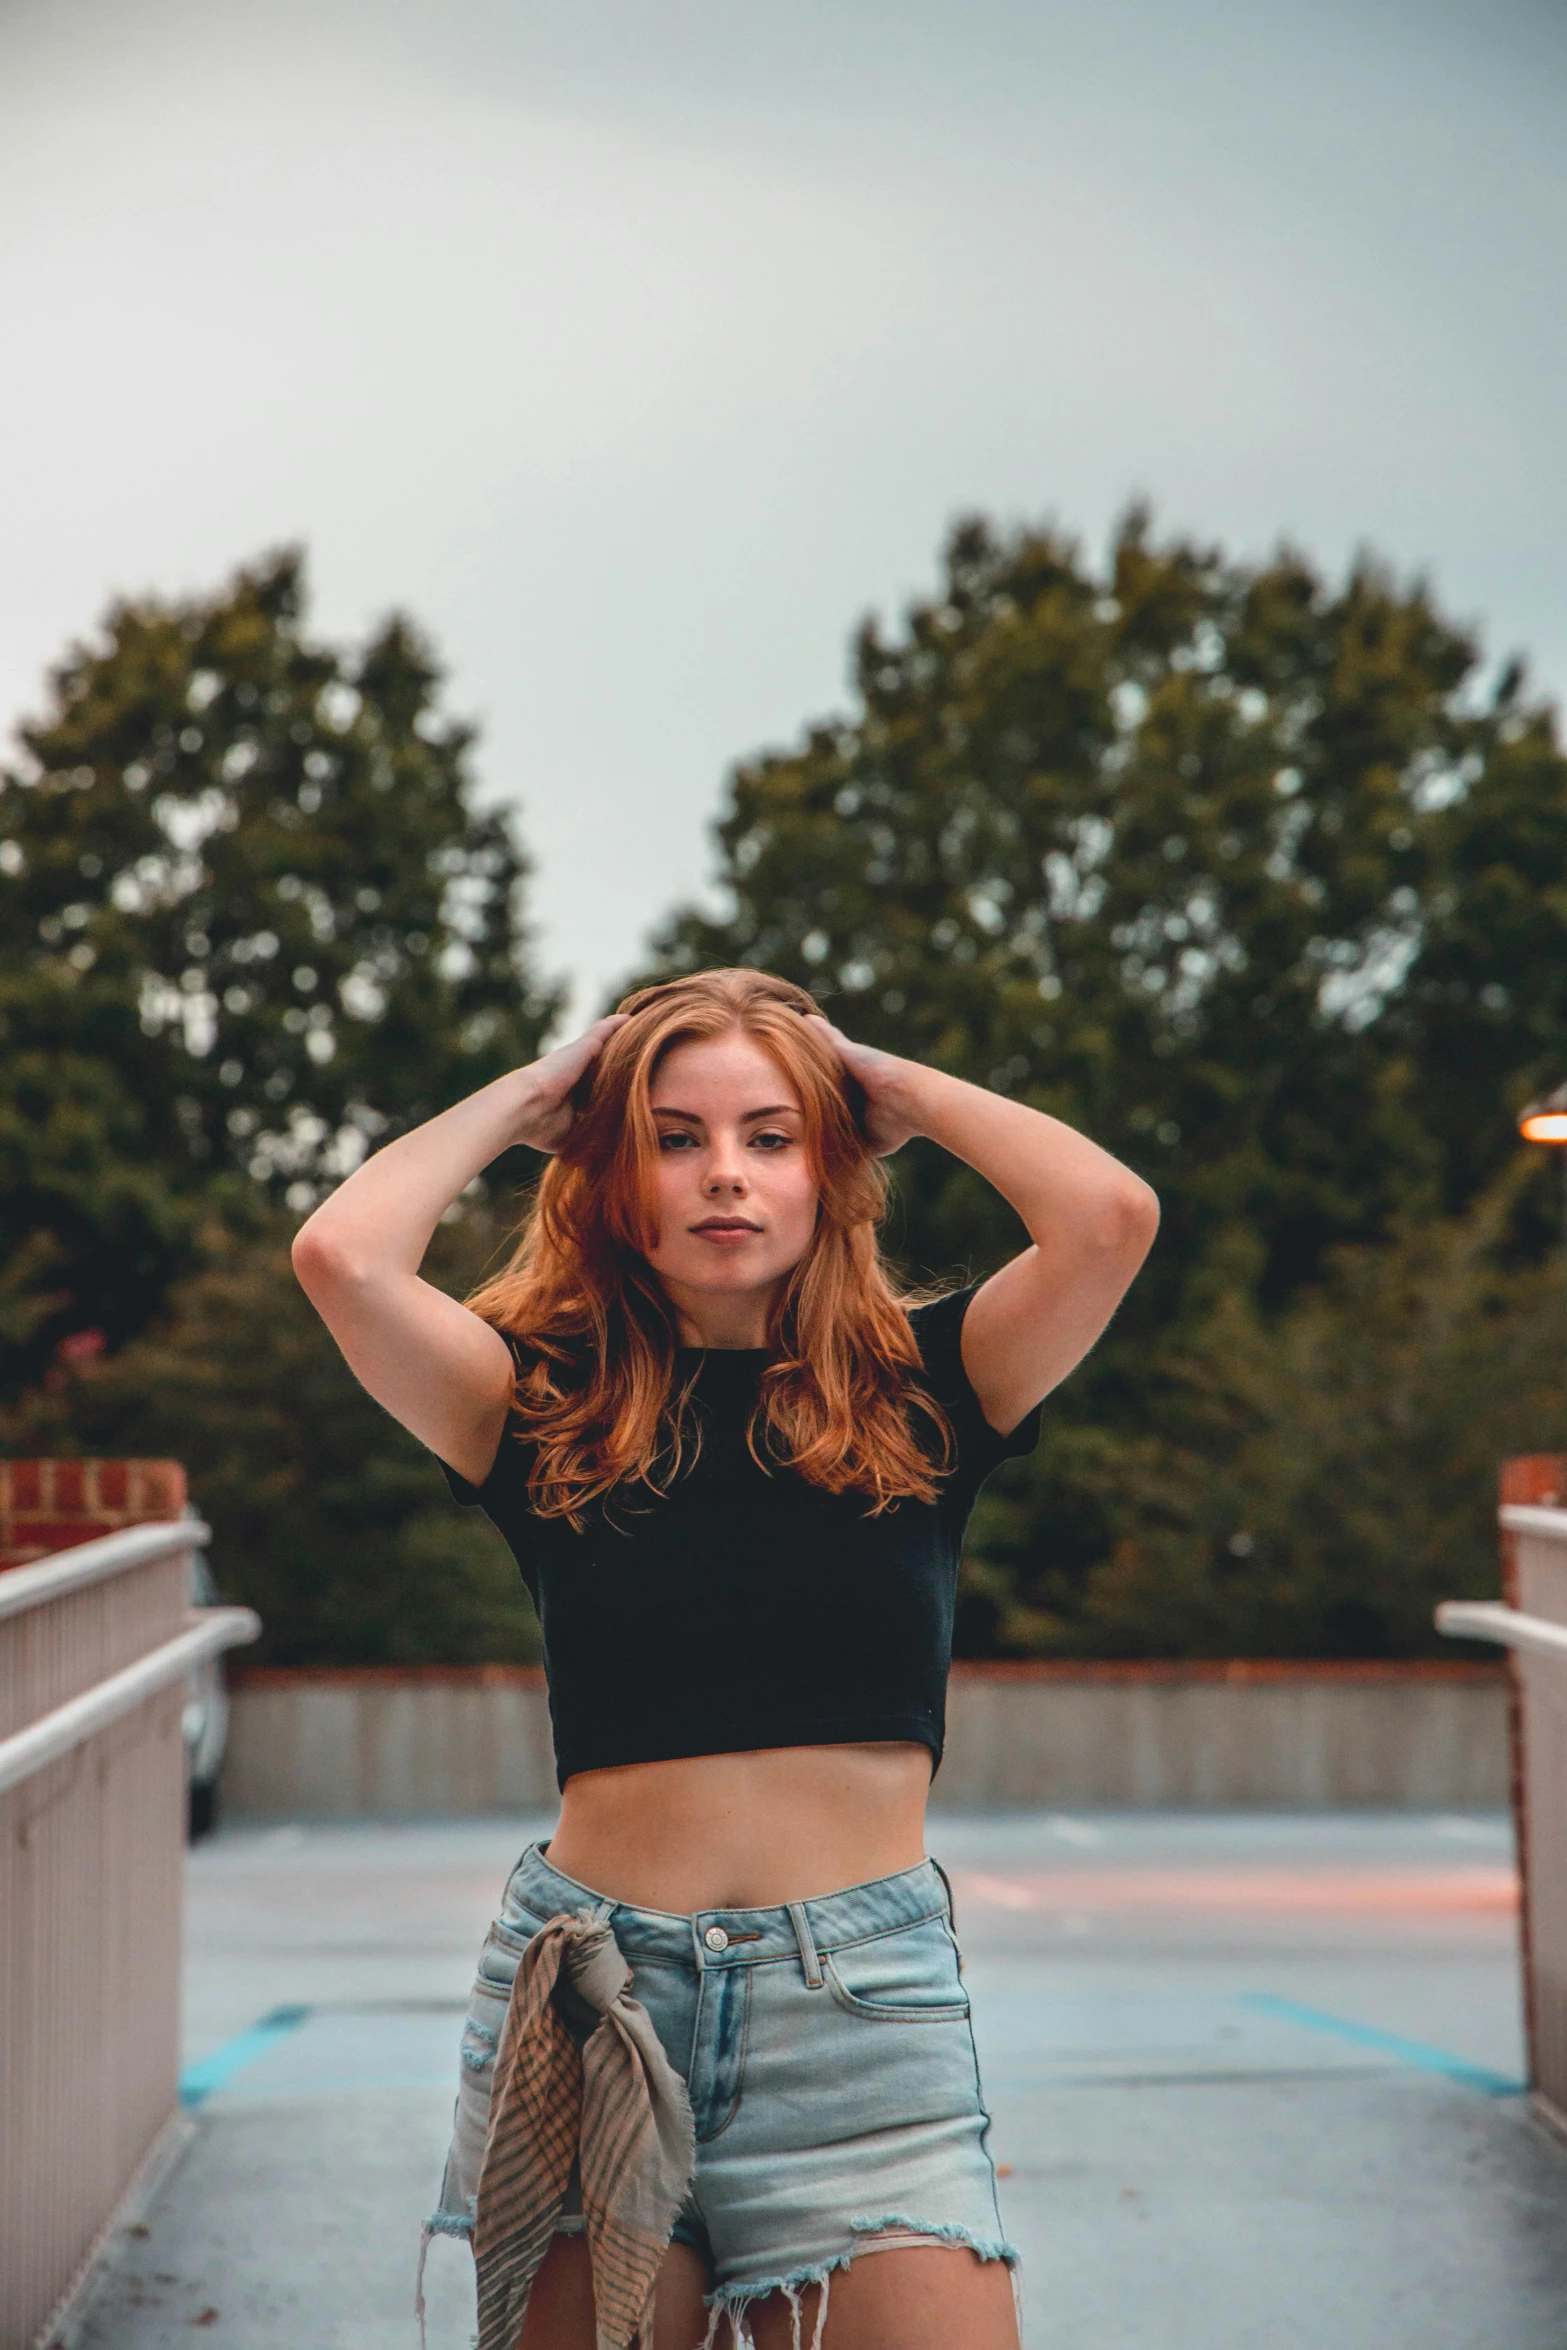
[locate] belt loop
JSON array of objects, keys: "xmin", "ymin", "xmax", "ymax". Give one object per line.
[
  {"xmin": 787, "ymin": 1901, "xmax": 824, "ymax": 1989},
  {"xmin": 930, "ymin": 1856, "xmax": 958, "ymax": 1936}
]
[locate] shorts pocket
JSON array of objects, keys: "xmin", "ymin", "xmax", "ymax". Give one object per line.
[
  {"xmin": 459, "ymin": 1983, "xmax": 506, "ymax": 2077},
  {"xmin": 822, "ymin": 1915, "xmax": 970, "ymax": 2022},
  {"xmin": 475, "ymin": 1909, "xmax": 546, "ymax": 1992},
  {"xmin": 445, "ymin": 1965, "xmax": 513, "ymax": 2219}
]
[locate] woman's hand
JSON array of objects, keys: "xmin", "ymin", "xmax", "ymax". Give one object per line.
[
  {"xmin": 806, "ymin": 1017, "xmax": 924, "ymax": 1155},
  {"xmin": 512, "ymin": 1014, "xmax": 629, "ymax": 1152}
]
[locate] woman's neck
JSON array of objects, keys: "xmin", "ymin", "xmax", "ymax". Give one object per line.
[{"xmin": 661, "ymin": 1279, "xmax": 780, "ymax": 1351}]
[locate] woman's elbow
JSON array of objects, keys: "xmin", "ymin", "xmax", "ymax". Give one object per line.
[
  {"xmin": 290, "ymin": 1215, "xmax": 360, "ymax": 1299},
  {"xmin": 1095, "ymin": 1175, "xmax": 1160, "ymax": 1260}
]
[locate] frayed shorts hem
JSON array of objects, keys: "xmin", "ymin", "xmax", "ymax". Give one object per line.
[
  {"xmin": 422, "ymin": 2209, "xmax": 472, "ymax": 2243},
  {"xmin": 699, "ymin": 2216, "xmax": 1020, "ymax": 2350}
]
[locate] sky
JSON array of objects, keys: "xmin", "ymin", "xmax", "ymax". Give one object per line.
[{"xmin": 2, "ymin": 0, "xmax": 1564, "ymax": 1020}]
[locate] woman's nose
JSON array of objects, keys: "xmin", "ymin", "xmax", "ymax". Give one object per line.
[{"xmin": 704, "ymin": 1145, "xmax": 747, "ymax": 1192}]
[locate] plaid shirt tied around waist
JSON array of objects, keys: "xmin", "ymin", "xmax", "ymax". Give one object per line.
[{"xmin": 475, "ymin": 1911, "xmax": 697, "ymax": 2350}]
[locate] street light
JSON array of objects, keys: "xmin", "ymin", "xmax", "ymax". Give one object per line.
[
  {"xmin": 1519, "ymin": 1083, "xmax": 1567, "ymax": 1148},
  {"xmin": 1519, "ymin": 1084, "xmax": 1567, "ymax": 1266}
]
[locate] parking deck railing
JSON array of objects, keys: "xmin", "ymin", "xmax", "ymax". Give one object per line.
[
  {"xmin": 1438, "ymin": 1469, "xmax": 1567, "ymax": 2142},
  {"xmin": 0, "ymin": 1519, "xmax": 258, "ymax": 2350}
]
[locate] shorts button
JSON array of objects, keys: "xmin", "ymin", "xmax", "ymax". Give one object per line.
[{"xmin": 704, "ymin": 1925, "xmax": 729, "ymax": 1953}]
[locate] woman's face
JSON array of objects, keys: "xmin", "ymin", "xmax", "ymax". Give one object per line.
[{"xmin": 643, "ymin": 1029, "xmax": 821, "ymax": 1339}]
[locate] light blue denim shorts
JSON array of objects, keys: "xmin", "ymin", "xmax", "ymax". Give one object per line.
[{"xmin": 427, "ymin": 1843, "xmax": 1017, "ymax": 2340}]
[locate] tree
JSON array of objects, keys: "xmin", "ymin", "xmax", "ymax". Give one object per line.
[
  {"xmin": 962, "ymin": 1172, "xmax": 1566, "ymax": 1658},
  {"xmin": 4, "ymin": 1213, "xmax": 541, "ymax": 1667},
  {"xmin": 0, "ymin": 551, "xmax": 560, "ymax": 1396},
  {"xmin": 642, "ymin": 509, "xmax": 1567, "ymax": 1652}
]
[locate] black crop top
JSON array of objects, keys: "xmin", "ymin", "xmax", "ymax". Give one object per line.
[{"xmin": 440, "ymin": 1285, "xmax": 1039, "ymax": 1789}]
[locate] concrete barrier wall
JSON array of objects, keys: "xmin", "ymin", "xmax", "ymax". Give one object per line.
[
  {"xmin": 222, "ymin": 1667, "xmax": 559, "ymax": 1817},
  {"xmin": 221, "ymin": 1660, "xmax": 1509, "ymax": 1817},
  {"xmin": 936, "ymin": 1661, "xmax": 1507, "ymax": 1807}
]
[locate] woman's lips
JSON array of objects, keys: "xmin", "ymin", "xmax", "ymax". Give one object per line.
[{"xmin": 690, "ymin": 1220, "xmax": 762, "ymax": 1243}]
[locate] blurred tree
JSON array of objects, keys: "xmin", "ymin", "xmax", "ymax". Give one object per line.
[
  {"xmin": 964, "ymin": 1170, "xmax": 1565, "ymax": 1657},
  {"xmin": 0, "ymin": 550, "xmax": 559, "ymax": 1398},
  {"xmin": 642, "ymin": 509, "xmax": 1567, "ymax": 1651},
  {"xmin": 4, "ymin": 1212, "xmax": 541, "ymax": 1667}
]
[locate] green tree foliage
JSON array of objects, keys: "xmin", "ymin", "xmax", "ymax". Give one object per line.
[
  {"xmin": 966, "ymin": 1173, "xmax": 1565, "ymax": 1658},
  {"xmin": 0, "ymin": 551, "xmax": 559, "ymax": 1397},
  {"xmin": 644, "ymin": 510, "xmax": 1567, "ymax": 1653},
  {"xmin": 5, "ymin": 1215, "xmax": 540, "ymax": 1667}
]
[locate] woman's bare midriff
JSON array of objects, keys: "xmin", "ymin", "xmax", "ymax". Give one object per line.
[{"xmin": 543, "ymin": 1741, "xmax": 934, "ymax": 1914}]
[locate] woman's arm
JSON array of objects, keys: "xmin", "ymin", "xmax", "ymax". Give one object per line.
[
  {"xmin": 809, "ymin": 1020, "xmax": 1159, "ymax": 1434},
  {"xmin": 290, "ymin": 1017, "xmax": 625, "ymax": 1482}
]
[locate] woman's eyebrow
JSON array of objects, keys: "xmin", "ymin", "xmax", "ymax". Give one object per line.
[{"xmin": 651, "ymin": 1103, "xmax": 800, "ymax": 1123}]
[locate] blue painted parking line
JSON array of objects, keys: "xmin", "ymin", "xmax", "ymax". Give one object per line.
[
  {"xmin": 180, "ymin": 2005, "xmax": 312, "ymax": 2106},
  {"xmin": 1241, "ymin": 1994, "xmax": 1525, "ymax": 2096}
]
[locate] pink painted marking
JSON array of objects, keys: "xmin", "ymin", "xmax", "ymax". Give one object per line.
[{"xmin": 953, "ymin": 1867, "xmax": 1519, "ymax": 1914}]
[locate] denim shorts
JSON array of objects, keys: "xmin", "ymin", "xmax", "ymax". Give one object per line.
[{"xmin": 427, "ymin": 1843, "xmax": 1016, "ymax": 2340}]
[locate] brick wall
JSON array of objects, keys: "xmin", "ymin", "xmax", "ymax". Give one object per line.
[{"xmin": 0, "ymin": 1460, "xmax": 189, "ymax": 1573}]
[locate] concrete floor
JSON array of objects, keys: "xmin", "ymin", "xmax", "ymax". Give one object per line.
[{"xmin": 73, "ymin": 1811, "xmax": 1567, "ymax": 2350}]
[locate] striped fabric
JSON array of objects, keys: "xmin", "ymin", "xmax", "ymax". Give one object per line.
[{"xmin": 475, "ymin": 1912, "xmax": 696, "ymax": 2350}]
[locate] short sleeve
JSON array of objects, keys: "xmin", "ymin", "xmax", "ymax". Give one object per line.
[
  {"xmin": 908, "ymin": 1284, "xmax": 1042, "ymax": 1488},
  {"xmin": 438, "ymin": 1430, "xmax": 534, "ymax": 1511},
  {"xmin": 437, "ymin": 1331, "xmax": 536, "ymax": 1510}
]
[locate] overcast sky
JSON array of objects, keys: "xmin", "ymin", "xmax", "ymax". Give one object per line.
[{"xmin": 2, "ymin": 0, "xmax": 1563, "ymax": 1020}]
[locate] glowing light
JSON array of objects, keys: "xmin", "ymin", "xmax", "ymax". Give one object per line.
[{"xmin": 1519, "ymin": 1085, "xmax": 1567, "ymax": 1145}]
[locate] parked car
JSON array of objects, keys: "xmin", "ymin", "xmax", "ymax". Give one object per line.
[{"xmin": 184, "ymin": 1546, "xmax": 229, "ymax": 1839}]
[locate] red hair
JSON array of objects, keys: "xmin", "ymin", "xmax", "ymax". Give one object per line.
[{"xmin": 465, "ymin": 968, "xmax": 950, "ymax": 1523}]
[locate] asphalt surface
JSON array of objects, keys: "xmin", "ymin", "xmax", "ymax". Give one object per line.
[{"xmin": 72, "ymin": 1810, "xmax": 1567, "ymax": 2349}]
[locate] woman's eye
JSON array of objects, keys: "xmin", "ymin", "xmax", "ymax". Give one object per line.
[
  {"xmin": 658, "ymin": 1131, "xmax": 697, "ymax": 1151},
  {"xmin": 751, "ymin": 1130, "xmax": 792, "ymax": 1151}
]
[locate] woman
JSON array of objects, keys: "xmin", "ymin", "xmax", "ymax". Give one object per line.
[{"xmin": 293, "ymin": 969, "xmax": 1157, "ymax": 2350}]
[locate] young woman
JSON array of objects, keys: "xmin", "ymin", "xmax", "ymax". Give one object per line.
[{"xmin": 292, "ymin": 968, "xmax": 1158, "ymax": 2350}]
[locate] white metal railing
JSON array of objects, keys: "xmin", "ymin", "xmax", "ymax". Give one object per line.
[
  {"xmin": 0, "ymin": 1517, "xmax": 259, "ymax": 2350},
  {"xmin": 1434, "ymin": 1600, "xmax": 1567, "ymax": 1664},
  {"xmin": 0, "ymin": 1606, "xmax": 259, "ymax": 1798},
  {"xmin": 1438, "ymin": 1498, "xmax": 1567, "ymax": 2142},
  {"xmin": 1499, "ymin": 1503, "xmax": 1567, "ymax": 1540},
  {"xmin": 0, "ymin": 1518, "xmax": 219, "ymax": 1619}
]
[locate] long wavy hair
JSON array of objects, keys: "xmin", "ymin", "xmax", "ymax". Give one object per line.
[{"xmin": 465, "ymin": 968, "xmax": 951, "ymax": 1523}]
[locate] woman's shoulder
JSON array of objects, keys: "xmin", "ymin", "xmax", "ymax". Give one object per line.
[
  {"xmin": 465, "ymin": 1324, "xmax": 592, "ymax": 1466},
  {"xmin": 902, "ymin": 1285, "xmax": 979, "ymax": 1391},
  {"xmin": 441, "ymin": 1326, "xmax": 582, "ymax": 1513},
  {"xmin": 902, "ymin": 1283, "xmax": 1042, "ymax": 1469}
]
